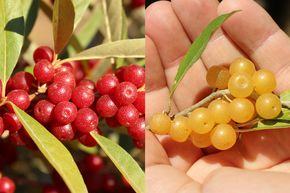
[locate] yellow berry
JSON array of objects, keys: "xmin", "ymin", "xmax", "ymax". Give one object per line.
[
  {"xmin": 189, "ymin": 107, "xmax": 215, "ymax": 134},
  {"xmin": 206, "ymin": 66, "xmax": 230, "ymax": 89},
  {"xmin": 229, "ymin": 57, "xmax": 256, "ymax": 75},
  {"xmin": 169, "ymin": 116, "xmax": 191, "ymax": 142},
  {"xmin": 210, "ymin": 124, "xmax": 237, "ymax": 150},
  {"xmin": 229, "ymin": 98, "xmax": 255, "ymax": 123},
  {"xmin": 190, "ymin": 131, "xmax": 211, "ymax": 148},
  {"xmin": 256, "ymin": 93, "xmax": 281, "ymax": 119},
  {"xmin": 228, "ymin": 73, "xmax": 254, "ymax": 98},
  {"xmin": 208, "ymin": 99, "xmax": 231, "ymax": 124},
  {"xmin": 252, "ymin": 69, "xmax": 276, "ymax": 95},
  {"xmin": 149, "ymin": 112, "xmax": 171, "ymax": 135}
]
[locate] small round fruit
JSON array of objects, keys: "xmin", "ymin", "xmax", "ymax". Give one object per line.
[
  {"xmin": 11, "ymin": 72, "xmax": 35, "ymax": 92},
  {"xmin": 116, "ymin": 104, "xmax": 139, "ymax": 127},
  {"xmin": 188, "ymin": 107, "xmax": 215, "ymax": 134},
  {"xmin": 95, "ymin": 95, "xmax": 118, "ymax": 118},
  {"xmin": 47, "ymin": 83, "xmax": 72, "ymax": 104},
  {"xmin": 96, "ymin": 74, "xmax": 119, "ymax": 95},
  {"xmin": 229, "ymin": 98, "xmax": 255, "ymax": 123},
  {"xmin": 114, "ymin": 82, "xmax": 137, "ymax": 105},
  {"xmin": 34, "ymin": 100, "xmax": 55, "ymax": 124},
  {"xmin": 0, "ymin": 176, "xmax": 15, "ymax": 193},
  {"xmin": 74, "ymin": 108, "xmax": 99, "ymax": 133},
  {"xmin": 229, "ymin": 57, "xmax": 255, "ymax": 75},
  {"xmin": 53, "ymin": 101, "xmax": 77, "ymax": 124},
  {"xmin": 33, "ymin": 46, "xmax": 54, "ymax": 63},
  {"xmin": 255, "ymin": 93, "xmax": 281, "ymax": 119},
  {"xmin": 190, "ymin": 131, "xmax": 211, "ymax": 148},
  {"xmin": 128, "ymin": 117, "xmax": 145, "ymax": 141},
  {"xmin": 7, "ymin": 89, "xmax": 30, "ymax": 111},
  {"xmin": 206, "ymin": 66, "xmax": 230, "ymax": 89},
  {"xmin": 228, "ymin": 73, "xmax": 254, "ymax": 98},
  {"xmin": 78, "ymin": 79, "xmax": 95, "ymax": 90},
  {"xmin": 34, "ymin": 59, "xmax": 55, "ymax": 83},
  {"xmin": 78, "ymin": 127, "xmax": 101, "ymax": 147},
  {"xmin": 208, "ymin": 99, "xmax": 231, "ymax": 124},
  {"xmin": 123, "ymin": 64, "xmax": 145, "ymax": 88},
  {"xmin": 84, "ymin": 154, "xmax": 104, "ymax": 172},
  {"xmin": 71, "ymin": 86, "xmax": 95, "ymax": 108},
  {"xmin": 210, "ymin": 124, "xmax": 237, "ymax": 150},
  {"xmin": 53, "ymin": 71, "xmax": 76, "ymax": 88},
  {"xmin": 133, "ymin": 91, "xmax": 145, "ymax": 114},
  {"xmin": 252, "ymin": 69, "xmax": 276, "ymax": 95},
  {"xmin": 169, "ymin": 116, "xmax": 191, "ymax": 142},
  {"xmin": 149, "ymin": 112, "xmax": 171, "ymax": 135},
  {"xmin": 51, "ymin": 123, "xmax": 76, "ymax": 141}
]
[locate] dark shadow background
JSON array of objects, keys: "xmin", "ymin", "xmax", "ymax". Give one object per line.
[{"xmin": 146, "ymin": 0, "xmax": 290, "ymax": 35}]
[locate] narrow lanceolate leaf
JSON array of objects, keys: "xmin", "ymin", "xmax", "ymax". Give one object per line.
[
  {"xmin": 90, "ymin": 132, "xmax": 145, "ymax": 193},
  {"xmin": 106, "ymin": 0, "xmax": 123, "ymax": 41},
  {"xmin": 22, "ymin": 0, "xmax": 39, "ymax": 36},
  {"xmin": 170, "ymin": 11, "xmax": 239, "ymax": 97},
  {"xmin": 53, "ymin": 0, "xmax": 75, "ymax": 53},
  {"xmin": 0, "ymin": 0, "xmax": 25, "ymax": 95},
  {"xmin": 280, "ymin": 89, "xmax": 290, "ymax": 108},
  {"xmin": 12, "ymin": 104, "xmax": 88, "ymax": 193},
  {"xmin": 72, "ymin": 0, "xmax": 91, "ymax": 30},
  {"xmin": 63, "ymin": 39, "xmax": 145, "ymax": 62}
]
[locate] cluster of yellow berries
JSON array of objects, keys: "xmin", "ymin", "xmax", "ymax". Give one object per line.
[{"xmin": 149, "ymin": 58, "xmax": 281, "ymax": 150}]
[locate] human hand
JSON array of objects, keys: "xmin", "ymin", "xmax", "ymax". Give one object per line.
[{"xmin": 145, "ymin": 0, "xmax": 290, "ymax": 192}]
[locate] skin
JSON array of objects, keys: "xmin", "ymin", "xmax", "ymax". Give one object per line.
[{"xmin": 145, "ymin": 0, "xmax": 290, "ymax": 192}]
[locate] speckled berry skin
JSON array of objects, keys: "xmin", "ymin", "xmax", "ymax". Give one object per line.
[
  {"xmin": 3, "ymin": 113, "xmax": 22, "ymax": 132},
  {"xmin": 34, "ymin": 100, "xmax": 55, "ymax": 124},
  {"xmin": 105, "ymin": 117, "xmax": 120, "ymax": 128},
  {"xmin": 71, "ymin": 86, "xmax": 95, "ymax": 108},
  {"xmin": 0, "ymin": 117, "xmax": 4, "ymax": 136},
  {"xmin": 78, "ymin": 127, "xmax": 101, "ymax": 147},
  {"xmin": 55, "ymin": 64, "xmax": 73, "ymax": 74},
  {"xmin": 114, "ymin": 82, "xmax": 137, "ymax": 105},
  {"xmin": 133, "ymin": 91, "xmax": 145, "ymax": 114},
  {"xmin": 33, "ymin": 46, "xmax": 54, "ymax": 63},
  {"xmin": 7, "ymin": 89, "xmax": 30, "ymax": 111},
  {"xmin": 11, "ymin": 72, "xmax": 35, "ymax": 92},
  {"xmin": 96, "ymin": 95, "xmax": 118, "ymax": 118},
  {"xmin": 116, "ymin": 104, "xmax": 139, "ymax": 127},
  {"xmin": 53, "ymin": 101, "xmax": 77, "ymax": 124},
  {"xmin": 74, "ymin": 108, "xmax": 99, "ymax": 133},
  {"xmin": 51, "ymin": 123, "xmax": 76, "ymax": 141},
  {"xmin": 115, "ymin": 67, "xmax": 125, "ymax": 82},
  {"xmin": 128, "ymin": 117, "xmax": 145, "ymax": 141},
  {"xmin": 96, "ymin": 74, "xmax": 119, "ymax": 95},
  {"xmin": 53, "ymin": 71, "xmax": 76, "ymax": 88},
  {"xmin": 123, "ymin": 64, "xmax": 145, "ymax": 88},
  {"xmin": 78, "ymin": 79, "xmax": 95, "ymax": 90},
  {"xmin": 34, "ymin": 59, "xmax": 55, "ymax": 83},
  {"xmin": 47, "ymin": 83, "xmax": 72, "ymax": 104},
  {"xmin": 0, "ymin": 176, "xmax": 16, "ymax": 193}
]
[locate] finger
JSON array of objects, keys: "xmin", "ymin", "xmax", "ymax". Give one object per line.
[
  {"xmin": 172, "ymin": 0, "xmax": 243, "ymax": 68},
  {"xmin": 203, "ymin": 167, "xmax": 290, "ymax": 193},
  {"xmin": 146, "ymin": 165, "xmax": 200, "ymax": 193},
  {"xmin": 146, "ymin": 1, "xmax": 209, "ymax": 110},
  {"xmin": 218, "ymin": 0, "xmax": 290, "ymax": 93}
]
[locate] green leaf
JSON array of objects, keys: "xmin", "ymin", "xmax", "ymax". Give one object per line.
[
  {"xmin": 0, "ymin": 0, "xmax": 25, "ymax": 95},
  {"xmin": 22, "ymin": 0, "xmax": 39, "ymax": 36},
  {"xmin": 63, "ymin": 38, "xmax": 145, "ymax": 62},
  {"xmin": 12, "ymin": 104, "xmax": 88, "ymax": 193},
  {"xmin": 170, "ymin": 11, "xmax": 239, "ymax": 97},
  {"xmin": 90, "ymin": 132, "xmax": 145, "ymax": 193},
  {"xmin": 280, "ymin": 89, "xmax": 290, "ymax": 108},
  {"xmin": 72, "ymin": 0, "xmax": 91, "ymax": 30},
  {"xmin": 106, "ymin": 0, "xmax": 123, "ymax": 41},
  {"xmin": 53, "ymin": 0, "xmax": 75, "ymax": 54}
]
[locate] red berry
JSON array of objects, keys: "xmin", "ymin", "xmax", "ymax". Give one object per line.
[
  {"xmin": 47, "ymin": 83, "xmax": 72, "ymax": 104},
  {"xmin": 78, "ymin": 79, "xmax": 95, "ymax": 90},
  {"xmin": 131, "ymin": 0, "xmax": 145, "ymax": 8},
  {"xmin": 128, "ymin": 117, "xmax": 145, "ymax": 141},
  {"xmin": 71, "ymin": 86, "xmax": 95, "ymax": 108},
  {"xmin": 0, "ymin": 117, "xmax": 4, "ymax": 136},
  {"xmin": 114, "ymin": 82, "xmax": 137, "ymax": 105},
  {"xmin": 70, "ymin": 61, "xmax": 85, "ymax": 83},
  {"xmin": 53, "ymin": 101, "xmax": 77, "ymax": 124},
  {"xmin": 0, "ymin": 176, "xmax": 15, "ymax": 193},
  {"xmin": 74, "ymin": 108, "xmax": 99, "ymax": 133},
  {"xmin": 84, "ymin": 154, "xmax": 104, "ymax": 171},
  {"xmin": 18, "ymin": 129, "xmax": 38, "ymax": 150},
  {"xmin": 115, "ymin": 67, "xmax": 125, "ymax": 82},
  {"xmin": 96, "ymin": 74, "xmax": 119, "ymax": 95},
  {"xmin": 123, "ymin": 64, "xmax": 145, "ymax": 88},
  {"xmin": 34, "ymin": 100, "xmax": 55, "ymax": 124},
  {"xmin": 88, "ymin": 59, "xmax": 99, "ymax": 69},
  {"xmin": 42, "ymin": 185, "xmax": 62, "ymax": 193},
  {"xmin": 96, "ymin": 95, "xmax": 118, "ymax": 118},
  {"xmin": 133, "ymin": 139, "xmax": 145, "ymax": 149},
  {"xmin": 11, "ymin": 72, "xmax": 35, "ymax": 92},
  {"xmin": 33, "ymin": 46, "xmax": 54, "ymax": 63},
  {"xmin": 7, "ymin": 89, "xmax": 30, "ymax": 111},
  {"xmin": 102, "ymin": 174, "xmax": 117, "ymax": 193},
  {"xmin": 51, "ymin": 123, "xmax": 76, "ymax": 141},
  {"xmin": 105, "ymin": 117, "xmax": 121, "ymax": 128},
  {"xmin": 53, "ymin": 72, "xmax": 76, "ymax": 88},
  {"xmin": 116, "ymin": 104, "xmax": 139, "ymax": 127},
  {"xmin": 9, "ymin": 131, "xmax": 26, "ymax": 146},
  {"xmin": 78, "ymin": 127, "xmax": 101, "ymax": 147},
  {"xmin": 34, "ymin": 60, "xmax": 55, "ymax": 83},
  {"xmin": 55, "ymin": 64, "xmax": 73, "ymax": 74},
  {"xmin": 133, "ymin": 91, "xmax": 145, "ymax": 114}
]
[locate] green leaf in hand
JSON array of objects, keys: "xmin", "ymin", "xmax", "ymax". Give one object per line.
[
  {"xmin": 12, "ymin": 104, "xmax": 88, "ymax": 193},
  {"xmin": 0, "ymin": 0, "xmax": 25, "ymax": 95},
  {"xmin": 170, "ymin": 10, "xmax": 240, "ymax": 97},
  {"xmin": 90, "ymin": 132, "xmax": 145, "ymax": 193},
  {"xmin": 53, "ymin": 0, "xmax": 75, "ymax": 54}
]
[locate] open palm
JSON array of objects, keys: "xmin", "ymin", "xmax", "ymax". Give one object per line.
[{"xmin": 146, "ymin": 0, "xmax": 290, "ymax": 192}]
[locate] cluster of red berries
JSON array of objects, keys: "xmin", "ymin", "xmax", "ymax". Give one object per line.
[
  {"xmin": 43, "ymin": 154, "xmax": 134, "ymax": 193},
  {"xmin": 95, "ymin": 64, "xmax": 145, "ymax": 148}
]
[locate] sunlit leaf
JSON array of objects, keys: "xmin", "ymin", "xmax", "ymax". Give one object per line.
[
  {"xmin": 72, "ymin": 0, "xmax": 91, "ymax": 30},
  {"xmin": 90, "ymin": 132, "xmax": 144, "ymax": 193},
  {"xmin": 12, "ymin": 104, "xmax": 88, "ymax": 193},
  {"xmin": 0, "ymin": 0, "xmax": 25, "ymax": 95},
  {"xmin": 170, "ymin": 11, "xmax": 239, "ymax": 97},
  {"xmin": 106, "ymin": 0, "xmax": 123, "ymax": 41},
  {"xmin": 280, "ymin": 89, "xmax": 290, "ymax": 108},
  {"xmin": 53, "ymin": 0, "xmax": 75, "ymax": 53}
]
